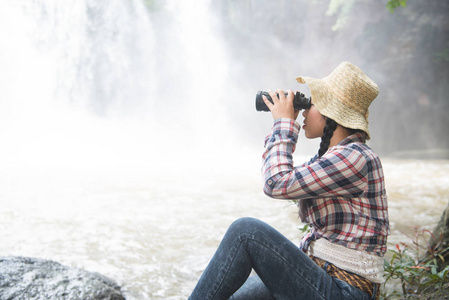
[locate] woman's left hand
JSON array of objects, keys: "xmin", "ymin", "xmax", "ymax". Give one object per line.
[{"xmin": 262, "ymin": 89, "xmax": 300, "ymax": 120}]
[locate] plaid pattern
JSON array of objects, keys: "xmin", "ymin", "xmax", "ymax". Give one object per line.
[{"xmin": 262, "ymin": 118, "xmax": 389, "ymax": 256}]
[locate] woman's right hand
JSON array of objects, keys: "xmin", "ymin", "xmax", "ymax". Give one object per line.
[{"xmin": 262, "ymin": 89, "xmax": 300, "ymax": 121}]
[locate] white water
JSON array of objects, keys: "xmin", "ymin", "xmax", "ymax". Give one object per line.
[
  {"xmin": 1, "ymin": 1, "xmax": 448, "ymax": 299},
  {"xmin": 1, "ymin": 158, "xmax": 448, "ymax": 299}
]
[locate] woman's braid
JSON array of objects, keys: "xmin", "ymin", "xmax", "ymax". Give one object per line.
[{"xmin": 318, "ymin": 118, "xmax": 338, "ymax": 157}]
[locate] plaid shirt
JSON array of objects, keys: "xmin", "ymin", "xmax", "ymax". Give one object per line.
[{"xmin": 262, "ymin": 118, "xmax": 389, "ymax": 256}]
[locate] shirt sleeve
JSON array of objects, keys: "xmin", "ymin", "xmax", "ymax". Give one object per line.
[{"xmin": 262, "ymin": 119, "xmax": 368, "ymax": 200}]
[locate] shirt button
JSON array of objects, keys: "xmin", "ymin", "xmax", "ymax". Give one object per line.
[{"xmin": 267, "ymin": 180, "xmax": 273, "ymax": 186}]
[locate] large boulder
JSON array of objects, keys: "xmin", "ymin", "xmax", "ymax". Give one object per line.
[{"xmin": 0, "ymin": 256, "xmax": 125, "ymax": 300}]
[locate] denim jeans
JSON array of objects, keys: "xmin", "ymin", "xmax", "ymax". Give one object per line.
[{"xmin": 189, "ymin": 217, "xmax": 371, "ymax": 300}]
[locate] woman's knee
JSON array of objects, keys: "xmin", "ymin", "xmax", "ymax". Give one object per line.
[{"xmin": 227, "ymin": 217, "xmax": 268, "ymax": 238}]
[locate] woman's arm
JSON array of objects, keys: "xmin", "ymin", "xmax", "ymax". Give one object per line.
[{"xmin": 262, "ymin": 120, "xmax": 368, "ymax": 200}]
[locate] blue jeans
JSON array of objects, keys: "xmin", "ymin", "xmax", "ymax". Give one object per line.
[{"xmin": 189, "ymin": 217, "xmax": 371, "ymax": 300}]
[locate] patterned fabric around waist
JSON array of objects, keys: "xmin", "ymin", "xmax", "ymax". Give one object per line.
[{"xmin": 310, "ymin": 256, "xmax": 380, "ymax": 300}]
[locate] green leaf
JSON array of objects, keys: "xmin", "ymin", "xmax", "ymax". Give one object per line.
[
  {"xmin": 431, "ymin": 266, "xmax": 437, "ymax": 275},
  {"xmin": 386, "ymin": 0, "xmax": 408, "ymax": 13}
]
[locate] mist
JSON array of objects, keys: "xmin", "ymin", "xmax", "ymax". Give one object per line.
[
  {"xmin": 206, "ymin": 0, "xmax": 449, "ymax": 156},
  {"xmin": 1, "ymin": 0, "xmax": 448, "ymax": 175},
  {"xmin": 0, "ymin": 0, "xmax": 244, "ymax": 175}
]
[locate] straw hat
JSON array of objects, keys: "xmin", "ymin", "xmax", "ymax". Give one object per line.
[{"xmin": 296, "ymin": 61, "xmax": 379, "ymax": 139}]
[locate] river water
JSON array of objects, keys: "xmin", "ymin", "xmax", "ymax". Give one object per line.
[
  {"xmin": 1, "ymin": 158, "xmax": 448, "ymax": 299},
  {"xmin": 1, "ymin": 0, "xmax": 448, "ymax": 299}
]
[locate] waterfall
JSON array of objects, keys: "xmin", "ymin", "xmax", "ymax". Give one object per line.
[
  {"xmin": 1, "ymin": 0, "xmax": 156, "ymax": 111},
  {"xmin": 0, "ymin": 0, "xmax": 236, "ymax": 172}
]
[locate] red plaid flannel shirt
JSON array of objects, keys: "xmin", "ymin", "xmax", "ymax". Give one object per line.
[{"xmin": 262, "ymin": 118, "xmax": 389, "ymax": 256}]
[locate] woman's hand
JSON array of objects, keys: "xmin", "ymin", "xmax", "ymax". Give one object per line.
[{"xmin": 262, "ymin": 89, "xmax": 300, "ymax": 121}]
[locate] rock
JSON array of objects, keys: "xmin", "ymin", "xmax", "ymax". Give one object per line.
[
  {"xmin": 428, "ymin": 202, "xmax": 449, "ymax": 269},
  {"xmin": 417, "ymin": 283, "xmax": 449, "ymax": 300},
  {"xmin": 0, "ymin": 256, "xmax": 125, "ymax": 300}
]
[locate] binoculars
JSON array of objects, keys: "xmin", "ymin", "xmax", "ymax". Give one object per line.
[{"xmin": 255, "ymin": 91, "xmax": 311, "ymax": 111}]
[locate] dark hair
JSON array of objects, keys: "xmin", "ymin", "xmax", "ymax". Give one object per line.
[
  {"xmin": 318, "ymin": 118, "xmax": 338, "ymax": 157},
  {"xmin": 318, "ymin": 118, "xmax": 367, "ymax": 157},
  {"xmin": 347, "ymin": 128, "xmax": 367, "ymax": 142}
]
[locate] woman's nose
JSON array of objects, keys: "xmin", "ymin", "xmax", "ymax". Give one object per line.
[{"xmin": 302, "ymin": 109, "xmax": 308, "ymax": 118}]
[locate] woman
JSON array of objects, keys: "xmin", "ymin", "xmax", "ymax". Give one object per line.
[{"xmin": 189, "ymin": 62, "xmax": 389, "ymax": 300}]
